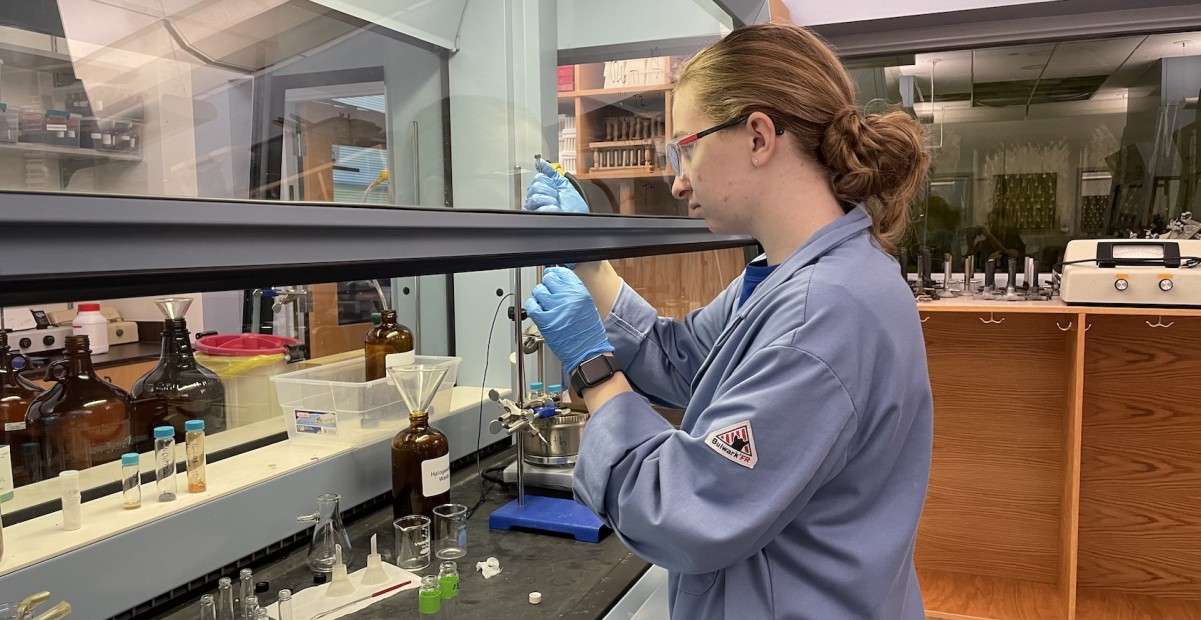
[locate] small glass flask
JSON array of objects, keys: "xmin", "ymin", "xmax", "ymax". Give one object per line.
[
  {"xmin": 276, "ymin": 589, "xmax": 293, "ymax": 620},
  {"xmin": 199, "ymin": 594, "xmax": 216, "ymax": 620},
  {"xmin": 216, "ymin": 577, "xmax": 236, "ymax": 620},
  {"xmin": 297, "ymin": 493, "xmax": 354, "ymax": 573},
  {"xmin": 121, "ymin": 452, "xmax": 141, "ymax": 509},
  {"xmin": 419, "ymin": 575, "xmax": 441, "ymax": 615}
]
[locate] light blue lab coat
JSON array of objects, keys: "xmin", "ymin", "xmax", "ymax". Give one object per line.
[{"xmin": 574, "ymin": 206, "xmax": 932, "ymax": 619}]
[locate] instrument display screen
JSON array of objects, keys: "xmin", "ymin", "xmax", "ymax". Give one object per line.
[{"xmin": 1111, "ymin": 243, "xmax": 1166, "ymax": 260}]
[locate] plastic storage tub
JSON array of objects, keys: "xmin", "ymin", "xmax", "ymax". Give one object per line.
[
  {"xmin": 194, "ymin": 334, "xmax": 300, "ymax": 430},
  {"xmin": 271, "ymin": 355, "xmax": 461, "ymax": 445}
]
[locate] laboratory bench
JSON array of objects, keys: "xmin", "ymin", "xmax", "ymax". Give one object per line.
[{"xmin": 153, "ymin": 448, "xmax": 650, "ymax": 620}]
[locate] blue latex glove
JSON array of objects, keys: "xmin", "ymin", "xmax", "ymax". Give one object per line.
[
  {"xmin": 524, "ymin": 267, "xmax": 614, "ymax": 373},
  {"xmin": 524, "ymin": 159, "xmax": 589, "ymax": 213}
]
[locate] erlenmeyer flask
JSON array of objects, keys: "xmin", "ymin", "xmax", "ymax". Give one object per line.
[{"xmin": 297, "ymin": 493, "xmax": 354, "ymax": 573}]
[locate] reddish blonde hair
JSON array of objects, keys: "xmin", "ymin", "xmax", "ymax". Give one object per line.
[{"xmin": 676, "ymin": 23, "xmax": 930, "ymax": 253}]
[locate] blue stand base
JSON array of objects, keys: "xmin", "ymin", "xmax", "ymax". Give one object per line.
[{"xmin": 489, "ymin": 495, "xmax": 608, "ymax": 543}]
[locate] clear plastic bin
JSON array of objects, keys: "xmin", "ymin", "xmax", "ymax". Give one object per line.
[{"xmin": 271, "ymin": 355, "xmax": 461, "ymax": 445}]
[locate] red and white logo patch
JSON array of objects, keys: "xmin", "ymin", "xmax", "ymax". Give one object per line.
[{"xmin": 705, "ymin": 420, "xmax": 758, "ymax": 469}]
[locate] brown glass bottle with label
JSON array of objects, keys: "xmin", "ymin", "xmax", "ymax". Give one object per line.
[
  {"xmin": 391, "ymin": 410, "xmax": 450, "ymax": 520},
  {"xmin": 131, "ymin": 318, "xmax": 225, "ymax": 451},
  {"xmin": 25, "ymin": 335, "xmax": 133, "ymax": 479},
  {"xmin": 0, "ymin": 332, "xmax": 44, "ymax": 486},
  {"xmin": 364, "ymin": 310, "xmax": 414, "ymax": 381}
]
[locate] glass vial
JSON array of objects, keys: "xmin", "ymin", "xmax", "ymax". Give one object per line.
[
  {"xmin": 276, "ymin": 589, "xmax": 293, "ymax": 620},
  {"xmin": 185, "ymin": 419, "xmax": 207, "ymax": 493},
  {"xmin": 154, "ymin": 425, "xmax": 177, "ymax": 501},
  {"xmin": 439, "ymin": 560, "xmax": 460, "ymax": 614},
  {"xmin": 216, "ymin": 577, "xmax": 236, "ymax": 620},
  {"xmin": 121, "ymin": 452, "xmax": 141, "ymax": 509},
  {"xmin": 239, "ymin": 568, "xmax": 254, "ymax": 620},
  {"xmin": 419, "ymin": 574, "xmax": 441, "ymax": 615},
  {"xmin": 364, "ymin": 309, "xmax": 414, "ymax": 381},
  {"xmin": 199, "ymin": 594, "xmax": 216, "ymax": 620},
  {"xmin": 60, "ymin": 469, "xmax": 81, "ymax": 531}
]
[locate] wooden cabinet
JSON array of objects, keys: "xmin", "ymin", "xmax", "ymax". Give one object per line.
[{"xmin": 917, "ymin": 302, "xmax": 1201, "ymax": 620}]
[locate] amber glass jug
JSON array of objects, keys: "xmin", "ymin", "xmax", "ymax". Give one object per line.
[
  {"xmin": 0, "ymin": 331, "xmax": 44, "ymax": 485},
  {"xmin": 132, "ymin": 316, "xmax": 225, "ymax": 450},
  {"xmin": 364, "ymin": 309, "xmax": 414, "ymax": 381},
  {"xmin": 389, "ymin": 364, "xmax": 450, "ymax": 520},
  {"xmin": 26, "ymin": 335, "xmax": 133, "ymax": 478}
]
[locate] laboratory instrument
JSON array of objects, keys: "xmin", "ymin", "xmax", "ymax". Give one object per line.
[
  {"xmin": 438, "ymin": 561, "xmax": 460, "ymax": 609},
  {"xmin": 297, "ymin": 493, "xmax": 354, "ymax": 574},
  {"xmin": 394, "ymin": 514, "xmax": 431, "ymax": 571},
  {"xmin": 432, "ymin": 503, "xmax": 467, "ymax": 559},
  {"xmin": 388, "ymin": 364, "xmax": 451, "ymax": 520},
  {"xmin": 364, "ymin": 309, "xmax": 414, "ymax": 381},
  {"xmin": 309, "ymin": 582, "xmax": 409, "ymax": 620},
  {"xmin": 198, "ymin": 594, "xmax": 216, "ymax": 620},
  {"xmin": 153, "ymin": 426, "xmax": 177, "ymax": 502},
  {"xmin": 239, "ymin": 568, "xmax": 254, "ymax": 620},
  {"xmin": 1060, "ymin": 239, "xmax": 1201, "ymax": 306},
  {"xmin": 121, "ymin": 453, "xmax": 141, "ymax": 509},
  {"xmin": 324, "ymin": 544, "xmax": 354, "ymax": 597},
  {"xmin": 360, "ymin": 534, "xmax": 388, "ymax": 586},
  {"xmin": 26, "ymin": 335, "xmax": 133, "ymax": 478},
  {"xmin": 131, "ymin": 298, "xmax": 225, "ymax": 451},
  {"xmin": 185, "ymin": 419, "xmax": 206, "ymax": 493}
]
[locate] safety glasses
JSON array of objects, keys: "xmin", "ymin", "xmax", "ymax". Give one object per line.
[{"xmin": 665, "ymin": 115, "xmax": 748, "ymax": 177}]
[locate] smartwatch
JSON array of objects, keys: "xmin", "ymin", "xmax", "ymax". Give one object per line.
[{"xmin": 570, "ymin": 353, "xmax": 622, "ymax": 395}]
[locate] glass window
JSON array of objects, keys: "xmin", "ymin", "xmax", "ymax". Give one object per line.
[{"xmin": 844, "ymin": 33, "xmax": 1201, "ymax": 274}]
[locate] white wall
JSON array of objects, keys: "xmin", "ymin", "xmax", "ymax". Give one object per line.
[
  {"xmin": 557, "ymin": 0, "xmax": 731, "ymax": 51},
  {"xmin": 786, "ymin": 0, "xmax": 1064, "ymax": 25}
]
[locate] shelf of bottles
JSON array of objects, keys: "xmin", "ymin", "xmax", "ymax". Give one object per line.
[
  {"xmin": 994, "ymin": 173, "xmax": 1058, "ymax": 230},
  {"xmin": 0, "ymin": 85, "xmax": 144, "ymax": 159}
]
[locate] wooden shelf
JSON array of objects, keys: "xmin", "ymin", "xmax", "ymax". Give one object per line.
[
  {"xmin": 918, "ymin": 297, "xmax": 1201, "ymax": 316},
  {"xmin": 558, "ymin": 83, "xmax": 674, "ymax": 100},
  {"xmin": 0, "ymin": 141, "xmax": 142, "ymax": 161},
  {"xmin": 575, "ymin": 169, "xmax": 670, "ymax": 181},
  {"xmin": 1076, "ymin": 588, "xmax": 1201, "ymax": 619},
  {"xmin": 920, "ymin": 569, "xmax": 1064, "ymax": 620}
]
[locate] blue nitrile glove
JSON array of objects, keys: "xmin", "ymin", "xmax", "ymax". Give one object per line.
[
  {"xmin": 523, "ymin": 267, "xmax": 614, "ymax": 373},
  {"xmin": 524, "ymin": 159, "xmax": 589, "ymax": 213}
]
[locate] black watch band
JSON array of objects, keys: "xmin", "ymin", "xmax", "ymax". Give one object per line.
[{"xmin": 570, "ymin": 353, "xmax": 622, "ymax": 395}]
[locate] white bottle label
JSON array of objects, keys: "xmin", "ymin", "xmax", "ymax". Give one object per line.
[
  {"xmin": 3, "ymin": 422, "xmax": 25, "ymax": 431},
  {"xmin": 421, "ymin": 454, "xmax": 450, "ymax": 497},
  {"xmin": 0, "ymin": 446, "xmax": 12, "ymax": 503}
]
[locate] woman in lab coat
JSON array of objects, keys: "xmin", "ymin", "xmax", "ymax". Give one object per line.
[{"xmin": 524, "ymin": 23, "xmax": 933, "ymax": 620}]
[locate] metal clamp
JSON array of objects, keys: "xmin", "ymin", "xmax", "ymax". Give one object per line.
[
  {"xmin": 1056, "ymin": 321, "xmax": 1073, "ymax": 332},
  {"xmin": 979, "ymin": 313, "xmax": 1005, "ymax": 324},
  {"xmin": 1146, "ymin": 316, "xmax": 1175, "ymax": 328}
]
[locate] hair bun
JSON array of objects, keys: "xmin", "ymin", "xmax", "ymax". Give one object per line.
[{"xmin": 821, "ymin": 108, "xmax": 927, "ymax": 202}]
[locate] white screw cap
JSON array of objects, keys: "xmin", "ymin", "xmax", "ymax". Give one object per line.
[{"xmin": 529, "ymin": 592, "xmax": 542, "ymax": 605}]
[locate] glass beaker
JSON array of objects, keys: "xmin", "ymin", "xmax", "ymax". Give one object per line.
[
  {"xmin": 297, "ymin": 493, "xmax": 354, "ymax": 573},
  {"xmin": 394, "ymin": 514, "xmax": 431, "ymax": 570},
  {"xmin": 432, "ymin": 503, "xmax": 468, "ymax": 560}
]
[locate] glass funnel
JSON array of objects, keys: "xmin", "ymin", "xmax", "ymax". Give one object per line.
[
  {"xmin": 297, "ymin": 493, "xmax": 353, "ymax": 573},
  {"xmin": 388, "ymin": 365, "xmax": 449, "ymax": 414}
]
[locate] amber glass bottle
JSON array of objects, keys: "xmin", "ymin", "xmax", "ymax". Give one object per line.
[
  {"xmin": 391, "ymin": 410, "xmax": 450, "ymax": 520},
  {"xmin": 131, "ymin": 318, "xmax": 225, "ymax": 450},
  {"xmin": 364, "ymin": 309, "xmax": 414, "ymax": 381},
  {"xmin": 0, "ymin": 332, "xmax": 44, "ymax": 485},
  {"xmin": 26, "ymin": 335, "xmax": 133, "ymax": 479}
]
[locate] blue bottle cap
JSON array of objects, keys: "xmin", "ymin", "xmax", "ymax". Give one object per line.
[
  {"xmin": 185, "ymin": 419, "xmax": 205, "ymax": 432},
  {"xmin": 121, "ymin": 453, "xmax": 139, "ymax": 466},
  {"xmin": 548, "ymin": 384, "xmax": 562, "ymax": 394},
  {"xmin": 153, "ymin": 426, "xmax": 175, "ymax": 439},
  {"xmin": 530, "ymin": 382, "xmax": 544, "ymax": 391}
]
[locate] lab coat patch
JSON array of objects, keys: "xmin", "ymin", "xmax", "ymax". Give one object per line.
[{"xmin": 706, "ymin": 421, "xmax": 758, "ymax": 469}]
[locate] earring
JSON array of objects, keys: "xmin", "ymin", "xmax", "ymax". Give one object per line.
[{"xmin": 753, "ymin": 158, "xmax": 758, "ymax": 165}]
